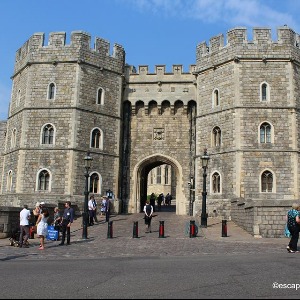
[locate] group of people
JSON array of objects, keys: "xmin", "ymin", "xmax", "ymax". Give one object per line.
[
  {"xmin": 19, "ymin": 201, "xmax": 74, "ymax": 250},
  {"xmin": 18, "ymin": 195, "xmax": 111, "ymax": 250},
  {"xmin": 149, "ymin": 192, "xmax": 173, "ymax": 212},
  {"xmin": 88, "ymin": 195, "xmax": 111, "ymax": 226}
]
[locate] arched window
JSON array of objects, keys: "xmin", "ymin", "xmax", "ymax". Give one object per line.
[
  {"xmin": 260, "ymin": 82, "xmax": 270, "ymax": 102},
  {"xmin": 149, "ymin": 100, "xmax": 158, "ymax": 115},
  {"xmin": 161, "ymin": 101, "xmax": 171, "ymax": 115},
  {"xmin": 136, "ymin": 101, "xmax": 145, "ymax": 116},
  {"xmin": 174, "ymin": 100, "xmax": 184, "ymax": 115},
  {"xmin": 96, "ymin": 87, "xmax": 104, "ymax": 105},
  {"xmin": 260, "ymin": 122, "xmax": 271, "ymax": 143},
  {"xmin": 48, "ymin": 83, "xmax": 56, "ymax": 100},
  {"xmin": 261, "ymin": 170, "xmax": 273, "ymax": 192},
  {"xmin": 212, "ymin": 89, "xmax": 220, "ymax": 107},
  {"xmin": 90, "ymin": 128, "xmax": 103, "ymax": 149},
  {"xmin": 38, "ymin": 169, "xmax": 50, "ymax": 191},
  {"xmin": 212, "ymin": 172, "xmax": 221, "ymax": 193},
  {"xmin": 165, "ymin": 165, "xmax": 169, "ymax": 185},
  {"xmin": 11, "ymin": 128, "xmax": 17, "ymax": 148},
  {"xmin": 212, "ymin": 126, "xmax": 221, "ymax": 147},
  {"xmin": 89, "ymin": 172, "xmax": 101, "ymax": 194},
  {"xmin": 156, "ymin": 166, "xmax": 161, "ymax": 184},
  {"xmin": 42, "ymin": 124, "xmax": 54, "ymax": 144},
  {"xmin": 7, "ymin": 170, "xmax": 13, "ymax": 192}
]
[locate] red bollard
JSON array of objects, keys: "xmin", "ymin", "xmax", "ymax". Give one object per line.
[
  {"xmin": 29, "ymin": 226, "xmax": 35, "ymax": 239},
  {"xmin": 159, "ymin": 221, "xmax": 165, "ymax": 238},
  {"xmin": 189, "ymin": 220, "xmax": 196, "ymax": 238},
  {"xmin": 222, "ymin": 220, "xmax": 227, "ymax": 237}
]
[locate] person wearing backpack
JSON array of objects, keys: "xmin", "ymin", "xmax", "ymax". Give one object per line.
[
  {"xmin": 143, "ymin": 200, "xmax": 153, "ymax": 233},
  {"xmin": 286, "ymin": 203, "xmax": 300, "ymax": 253}
]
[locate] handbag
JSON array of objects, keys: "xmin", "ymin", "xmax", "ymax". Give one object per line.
[{"xmin": 284, "ymin": 224, "xmax": 291, "ymax": 238}]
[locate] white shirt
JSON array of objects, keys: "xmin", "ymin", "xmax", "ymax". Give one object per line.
[
  {"xmin": 20, "ymin": 208, "xmax": 31, "ymax": 226},
  {"xmin": 88, "ymin": 199, "xmax": 96, "ymax": 211}
]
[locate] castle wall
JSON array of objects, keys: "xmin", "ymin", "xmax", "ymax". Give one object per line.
[
  {"xmin": 2, "ymin": 27, "xmax": 300, "ymax": 236},
  {"xmin": 195, "ymin": 26, "xmax": 300, "ymax": 236},
  {"xmin": 0, "ymin": 32, "xmax": 124, "ymax": 209}
]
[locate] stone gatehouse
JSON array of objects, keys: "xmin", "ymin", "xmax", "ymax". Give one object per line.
[{"xmin": 1, "ymin": 26, "xmax": 300, "ymax": 237}]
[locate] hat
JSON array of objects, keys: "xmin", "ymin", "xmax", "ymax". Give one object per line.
[
  {"xmin": 35, "ymin": 202, "xmax": 40, "ymax": 207},
  {"xmin": 40, "ymin": 202, "xmax": 45, "ymax": 205}
]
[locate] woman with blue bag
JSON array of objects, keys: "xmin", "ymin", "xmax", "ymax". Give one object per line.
[{"xmin": 286, "ymin": 203, "xmax": 300, "ymax": 253}]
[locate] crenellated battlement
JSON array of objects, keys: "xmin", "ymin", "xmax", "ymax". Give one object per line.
[
  {"xmin": 14, "ymin": 31, "xmax": 125, "ymax": 75},
  {"xmin": 196, "ymin": 26, "xmax": 300, "ymax": 69},
  {"xmin": 125, "ymin": 64, "xmax": 196, "ymax": 80}
]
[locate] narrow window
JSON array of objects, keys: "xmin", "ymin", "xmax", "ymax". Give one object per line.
[
  {"xmin": 261, "ymin": 171, "xmax": 273, "ymax": 192},
  {"xmin": 212, "ymin": 172, "xmax": 220, "ymax": 193},
  {"xmin": 17, "ymin": 89, "xmax": 21, "ymax": 107},
  {"xmin": 48, "ymin": 83, "xmax": 56, "ymax": 100},
  {"xmin": 213, "ymin": 127, "xmax": 221, "ymax": 147},
  {"xmin": 150, "ymin": 170, "xmax": 154, "ymax": 184},
  {"xmin": 7, "ymin": 170, "xmax": 13, "ymax": 192},
  {"xmin": 261, "ymin": 83, "xmax": 267, "ymax": 101},
  {"xmin": 165, "ymin": 165, "xmax": 169, "ymax": 185},
  {"xmin": 157, "ymin": 167, "xmax": 161, "ymax": 184},
  {"xmin": 89, "ymin": 173, "xmax": 100, "ymax": 194},
  {"xmin": 260, "ymin": 82, "xmax": 270, "ymax": 102},
  {"xmin": 42, "ymin": 124, "xmax": 54, "ymax": 144},
  {"xmin": 260, "ymin": 123, "xmax": 271, "ymax": 143},
  {"xmin": 91, "ymin": 129, "xmax": 101, "ymax": 148},
  {"xmin": 11, "ymin": 128, "xmax": 17, "ymax": 148},
  {"xmin": 97, "ymin": 88, "xmax": 104, "ymax": 105},
  {"xmin": 213, "ymin": 89, "xmax": 219, "ymax": 106},
  {"xmin": 38, "ymin": 170, "xmax": 50, "ymax": 191}
]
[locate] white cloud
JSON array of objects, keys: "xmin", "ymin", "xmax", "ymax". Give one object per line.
[{"xmin": 126, "ymin": 0, "xmax": 298, "ymax": 31}]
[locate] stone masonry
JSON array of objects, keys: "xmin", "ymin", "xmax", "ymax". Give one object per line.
[{"xmin": 1, "ymin": 26, "xmax": 300, "ymax": 237}]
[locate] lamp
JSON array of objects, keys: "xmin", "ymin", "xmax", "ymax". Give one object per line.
[
  {"xmin": 200, "ymin": 149, "xmax": 210, "ymax": 227},
  {"xmin": 82, "ymin": 151, "xmax": 93, "ymax": 239}
]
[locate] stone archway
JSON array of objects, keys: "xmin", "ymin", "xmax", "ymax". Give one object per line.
[{"xmin": 129, "ymin": 154, "xmax": 186, "ymax": 215}]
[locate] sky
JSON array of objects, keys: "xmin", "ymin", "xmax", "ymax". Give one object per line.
[{"xmin": 1, "ymin": 0, "xmax": 300, "ymax": 121}]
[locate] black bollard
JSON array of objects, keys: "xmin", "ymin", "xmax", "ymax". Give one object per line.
[
  {"xmin": 107, "ymin": 221, "xmax": 113, "ymax": 238},
  {"xmin": 222, "ymin": 220, "xmax": 227, "ymax": 237},
  {"xmin": 189, "ymin": 220, "xmax": 196, "ymax": 238},
  {"xmin": 159, "ymin": 221, "xmax": 165, "ymax": 238},
  {"xmin": 133, "ymin": 221, "xmax": 139, "ymax": 238}
]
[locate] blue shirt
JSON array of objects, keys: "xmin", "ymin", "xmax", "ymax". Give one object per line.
[
  {"xmin": 287, "ymin": 209, "xmax": 300, "ymax": 228},
  {"xmin": 62, "ymin": 207, "xmax": 74, "ymax": 223}
]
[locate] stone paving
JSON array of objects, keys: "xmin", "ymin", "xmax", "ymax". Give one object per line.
[{"xmin": 0, "ymin": 208, "xmax": 289, "ymax": 261}]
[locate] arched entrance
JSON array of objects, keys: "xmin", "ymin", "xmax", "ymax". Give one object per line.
[{"xmin": 130, "ymin": 154, "xmax": 186, "ymax": 215}]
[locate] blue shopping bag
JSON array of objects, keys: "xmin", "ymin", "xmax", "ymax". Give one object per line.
[
  {"xmin": 284, "ymin": 224, "xmax": 291, "ymax": 238},
  {"xmin": 46, "ymin": 225, "xmax": 59, "ymax": 241}
]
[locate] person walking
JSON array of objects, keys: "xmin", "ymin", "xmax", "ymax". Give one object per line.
[
  {"xmin": 286, "ymin": 203, "xmax": 300, "ymax": 253},
  {"xmin": 59, "ymin": 201, "xmax": 74, "ymax": 246},
  {"xmin": 36, "ymin": 207, "xmax": 49, "ymax": 250},
  {"xmin": 19, "ymin": 204, "xmax": 31, "ymax": 248},
  {"xmin": 143, "ymin": 200, "xmax": 153, "ymax": 233}
]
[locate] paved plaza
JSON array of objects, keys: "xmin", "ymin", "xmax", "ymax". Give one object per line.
[{"xmin": 0, "ymin": 207, "xmax": 288, "ymax": 261}]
